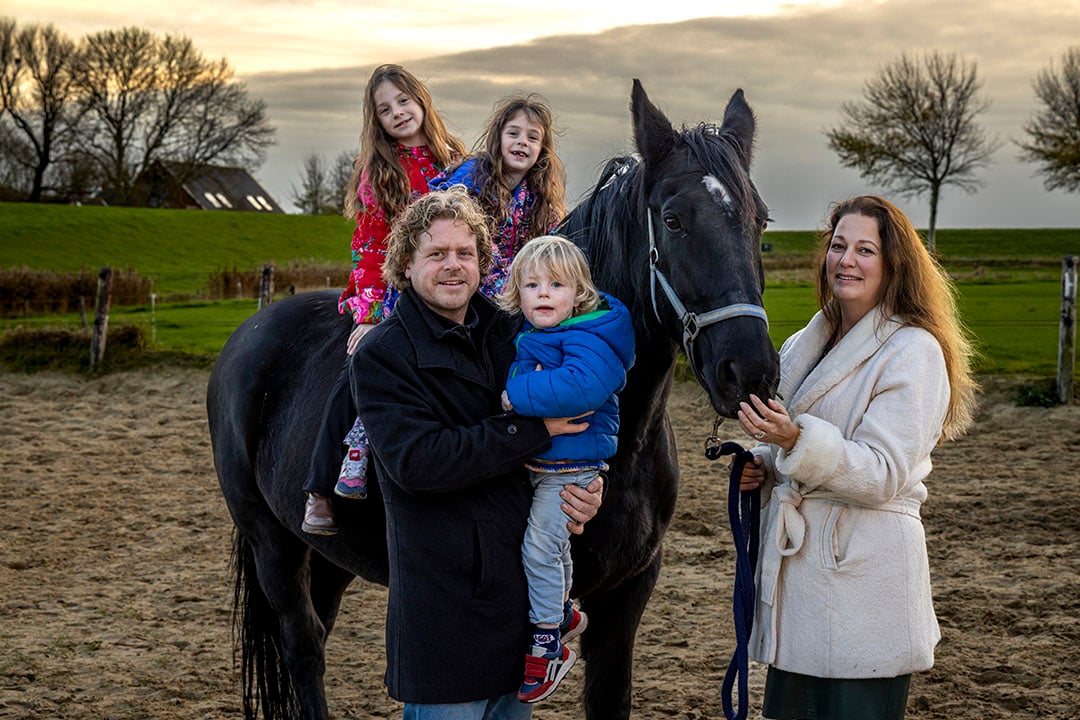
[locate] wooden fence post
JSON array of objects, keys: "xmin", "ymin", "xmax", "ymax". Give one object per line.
[
  {"xmin": 258, "ymin": 263, "xmax": 274, "ymax": 310},
  {"xmin": 1058, "ymin": 255, "xmax": 1078, "ymax": 405},
  {"xmin": 90, "ymin": 267, "xmax": 113, "ymax": 371}
]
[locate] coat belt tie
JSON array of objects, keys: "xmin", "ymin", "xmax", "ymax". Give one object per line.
[{"xmin": 758, "ymin": 484, "xmax": 806, "ymax": 610}]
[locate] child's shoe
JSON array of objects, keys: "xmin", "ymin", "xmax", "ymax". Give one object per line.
[
  {"xmin": 560, "ymin": 604, "xmax": 588, "ymax": 643},
  {"xmin": 517, "ymin": 643, "xmax": 576, "ymax": 703},
  {"xmin": 334, "ymin": 447, "xmax": 367, "ymax": 499},
  {"xmin": 301, "ymin": 493, "xmax": 338, "ymax": 535}
]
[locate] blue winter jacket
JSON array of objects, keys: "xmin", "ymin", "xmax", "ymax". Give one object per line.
[
  {"xmin": 429, "ymin": 156, "xmax": 486, "ymax": 192},
  {"xmin": 505, "ymin": 292, "xmax": 636, "ymax": 463}
]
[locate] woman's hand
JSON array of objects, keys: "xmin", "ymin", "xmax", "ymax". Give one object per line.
[
  {"xmin": 739, "ymin": 454, "xmax": 766, "ymax": 491},
  {"xmin": 561, "ymin": 474, "xmax": 604, "ymax": 535},
  {"xmin": 347, "ymin": 323, "xmax": 375, "ymax": 355},
  {"xmin": 738, "ymin": 394, "xmax": 800, "ymax": 452}
]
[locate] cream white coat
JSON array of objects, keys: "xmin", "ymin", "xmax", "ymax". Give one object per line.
[{"xmin": 749, "ymin": 306, "xmax": 949, "ymax": 678}]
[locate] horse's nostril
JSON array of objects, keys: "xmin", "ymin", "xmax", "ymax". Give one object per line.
[{"xmin": 720, "ymin": 359, "xmax": 743, "ymax": 387}]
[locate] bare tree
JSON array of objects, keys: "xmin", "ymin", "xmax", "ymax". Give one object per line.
[
  {"xmin": 290, "ymin": 152, "xmax": 328, "ymax": 215},
  {"xmin": 72, "ymin": 27, "xmax": 275, "ymax": 205},
  {"xmin": 70, "ymin": 26, "xmax": 157, "ymax": 204},
  {"xmin": 0, "ymin": 19, "xmax": 82, "ymax": 201},
  {"xmin": 290, "ymin": 151, "xmax": 342, "ymax": 215},
  {"xmin": 825, "ymin": 52, "xmax": 1001, "ymax": 252},
  {"xmin": 158, "ymin": 48, "xmax": 275, "ymax": 171},
  {"xmin": 51, "ymin": 147, "xmax": 99, "ymax": 203},
  {"xmin": 329, "ymin": 150, "xmax": 355, "ymax": 215},
  {"xmin": 0, "ymin": 118, "xmax": 33, "ymax": 198},
  {"xmin": 1018, "ymin": 47, "xmax": 1080, "ymax": 194},
  {"xmin": 290, "ymin": 150, "xmax": 353, "ymax": 215}
]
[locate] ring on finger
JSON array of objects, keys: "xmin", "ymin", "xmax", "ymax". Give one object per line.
[{"xmin": 754, "ymin": 430, "xmax": 766, "ymax": 440}]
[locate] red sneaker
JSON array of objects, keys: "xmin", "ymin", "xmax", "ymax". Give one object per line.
[
  {"xmin": 560, "ymin": 605, "xmax": 588, "ymax": 643},
  {"xmin": 517, "ymin": 643, "xmax": 576, "ymax": 703}
]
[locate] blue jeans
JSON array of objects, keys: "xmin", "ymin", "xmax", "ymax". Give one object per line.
[
  {"xmin": 403, "ymin": 693, "xmax": 532, "ymax": 720},
  {"xmin": 521, "ymin": 468, "xmax": 597, "ymax": 625}
]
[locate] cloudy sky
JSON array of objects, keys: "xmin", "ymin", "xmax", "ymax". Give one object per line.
[{"xmin": 9, "ymin": 0, "xmax": 1080, "ymax": 229}]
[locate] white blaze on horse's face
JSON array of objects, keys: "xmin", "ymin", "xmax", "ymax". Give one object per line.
[{"xmin": 702, "ymin": 175, "xmax": 733, "ymax": 208}]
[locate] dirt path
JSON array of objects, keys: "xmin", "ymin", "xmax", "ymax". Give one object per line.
[{"xmin": 1, "ymin": 369, "xmax": 1077, "ymax": 719}]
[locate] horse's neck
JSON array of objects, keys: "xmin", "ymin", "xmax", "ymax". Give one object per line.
[
  {"xmin": 620, "ymin": 330, "xmax": 680, "ymax": 443},
  {"xmin": 574, "ymin": 175, "xmax": 678, "ymax": 441},
  {"xmin": 583, "ymin": 206, "xmax": 652, "ymax": 322}
]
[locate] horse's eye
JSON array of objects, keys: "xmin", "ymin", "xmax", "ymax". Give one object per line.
[{"xmin": 663, "ymin": 216, "xmax": 682, "ymax": 232}]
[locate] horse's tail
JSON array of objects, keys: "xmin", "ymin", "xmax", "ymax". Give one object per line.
[{"xmin": 231, "ymin": 529, "xmax": 300, "ymax": 720}]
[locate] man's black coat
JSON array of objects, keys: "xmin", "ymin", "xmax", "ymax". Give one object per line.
[{"xmin": 354, "ymin": 288, "xmax": 553, "ymax": 703}]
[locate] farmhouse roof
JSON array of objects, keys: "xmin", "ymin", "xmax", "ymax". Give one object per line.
[{"xmin": 139, "ymin": 160, "xmax": 285, "ymax": 213}]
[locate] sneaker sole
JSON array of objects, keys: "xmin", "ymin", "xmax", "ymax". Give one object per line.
[
  {"xmin": 519, "ymin": 648, "xmax": 577, "ymax": 704},
  {"xmin": 301, "ymin": 521, "xmax": 339, "ymax": 536},
  {"xmin": 334, "ymin": 485, "xmax": 368, "ymax": 500}
]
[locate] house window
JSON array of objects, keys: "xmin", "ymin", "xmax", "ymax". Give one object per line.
[
  {"xmin": 216, "ymin": 193, "xmax": 233, "ymax": 208},
  {"xmin": 256, "ymin": 196, "xmax": 273, "ymax": 211},
  {"xmin": 246, "ymin": 194, "xmax": 261, "ymax": 210},
  {"xmin": 203, "ymin": 191, "xmax": 221, "ymax": 208}
]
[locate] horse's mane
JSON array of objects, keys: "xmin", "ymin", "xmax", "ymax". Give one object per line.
[{"xmin": 558, "ymin": 156, "xmax": 642, "ymax": 313}]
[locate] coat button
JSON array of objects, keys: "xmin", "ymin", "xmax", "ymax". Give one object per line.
[{"xmin": 507, "ymin": 424, "xmax": 518, "ymax": 435}]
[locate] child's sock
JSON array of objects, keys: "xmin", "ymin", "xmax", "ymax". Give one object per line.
[{"xmin": 531, "ymin": 626, "xmax": 561, "ymax": 654}]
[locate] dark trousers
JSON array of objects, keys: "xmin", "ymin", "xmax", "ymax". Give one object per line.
[
  {"xmin": 763, "ymin": 666, "xmax": 911, "ymax": 720},
  {"xmin": 303, "ymin": 364, "xmax": 353, "ymax": 496}
]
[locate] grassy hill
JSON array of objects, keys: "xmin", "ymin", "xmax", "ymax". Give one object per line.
[
  {"xmin": 4, "ymin": 203, "xmax": 1079, "ymax": 291},
  {"xmin": 763, "ymin": 227, "xmax": 1080, "ymax": 259},
  {"xmin": 0, "ymin": 202, "xmax": 355, "ymax": 295},
  {"xmin": 2, "ymin": 202, "xmax": 1078, "ymax": 377}
]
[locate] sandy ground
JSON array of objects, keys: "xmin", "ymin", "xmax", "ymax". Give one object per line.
[{"xmin": 1, "ymin": 367, "xmax": 1077, "ymax": 719}]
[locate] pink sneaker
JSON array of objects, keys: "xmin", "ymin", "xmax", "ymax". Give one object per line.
[{"xmin": 334, "ymin": 448, "xmax": 368, "ymax": 499}]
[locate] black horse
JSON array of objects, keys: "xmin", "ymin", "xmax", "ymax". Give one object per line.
[{"xmin": 207, "ymin": 80, "xmax": 778, "ymax": 720}]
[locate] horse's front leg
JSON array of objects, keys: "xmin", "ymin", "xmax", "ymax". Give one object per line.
[{"xmin": 579, "ymin": 553, "xmax": 663, "ymax": 720}]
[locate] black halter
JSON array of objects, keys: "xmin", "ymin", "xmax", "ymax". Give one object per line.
[{"xmin": 647, "ymin": 208, "xmax": 769, "ymax": 384}]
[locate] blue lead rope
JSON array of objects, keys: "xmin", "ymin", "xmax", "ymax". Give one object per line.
[{"xmin": 705, "ymin": 439, "xmax": 761, "ymax": 720}]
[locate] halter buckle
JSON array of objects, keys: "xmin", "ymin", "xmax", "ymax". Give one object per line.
[{"xmin": 683, "ymin": 313, "xmax": 701, "ymax": 343}]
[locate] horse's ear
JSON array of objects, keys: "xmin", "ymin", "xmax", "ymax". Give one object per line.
[
  {"xmin": 721, "ymin": 88, "xmax": 756, "ymax": 168},
  {"xmin": 631, "ymin": 79, "xmax": 677, "ymax": 169}
]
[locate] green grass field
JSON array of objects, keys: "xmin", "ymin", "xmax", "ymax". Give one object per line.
[
  {"xmin": 763, "ymin": 282, "xmax": 1068, "ymax": 375},
  {"xmin": 4, "ymin": 203, "xmax": 1079, "ymax": 292},
  {"xmin": 3, "ymin": 281, "xmax": 1068, "ymax": 375},
  {"xmin": 0, "ymin": 299, "xmax": 258, "ymax": 357},
  {"xmin": 763, "ymin": 227, "xmax": 1080, "ymax": 260},
  {"xmin": 0, "ymin": 202, "xmax": 353, "ymax": 295},
  {"xmin": 2, "ymin": 203, "xmax": 1078, "ymax": 376}
]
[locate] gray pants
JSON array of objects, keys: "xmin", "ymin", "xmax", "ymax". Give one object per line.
[{"xmin": 521, "ymin": 468, "xmax": 597, "ymax": 626}]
